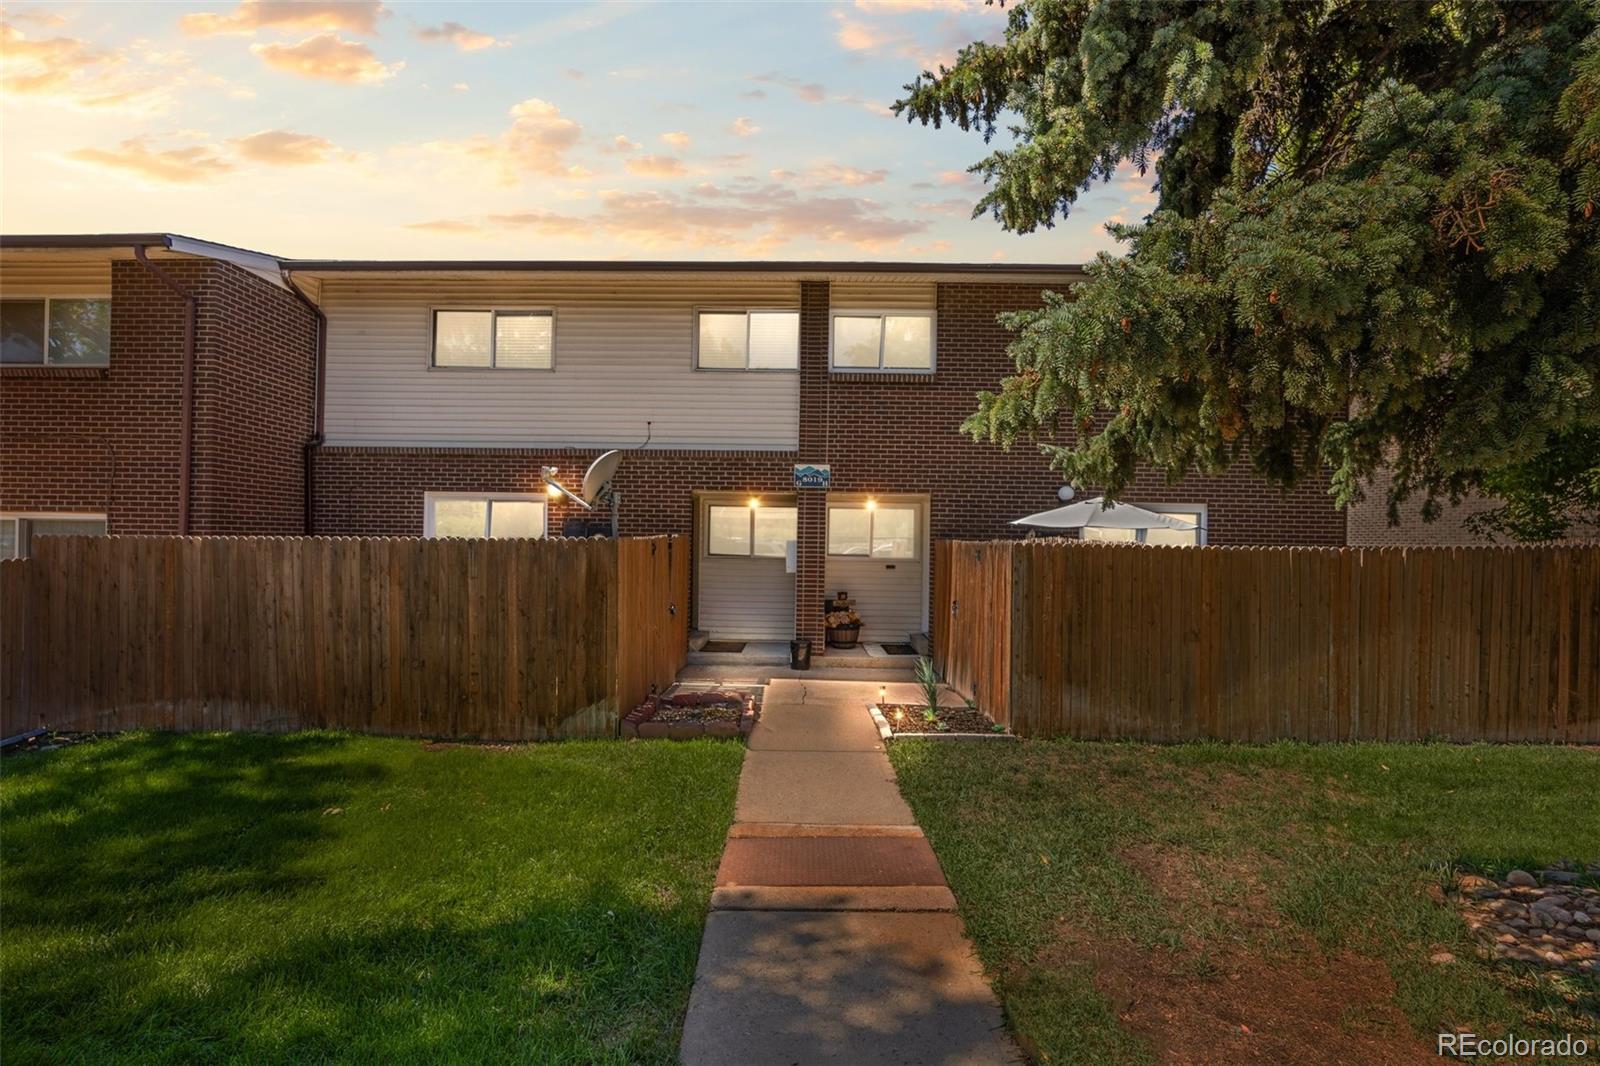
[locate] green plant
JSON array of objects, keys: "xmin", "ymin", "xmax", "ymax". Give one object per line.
[
  {"xmin": 923, "ymin": 708, "xmax": 939, "ymax": 724},
  {"xmin": 915, "ymin": 656, "xmax": 943, "ymax": 711}
]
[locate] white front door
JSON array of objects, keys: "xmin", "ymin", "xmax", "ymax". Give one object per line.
[{"xmin": 696, "ymin": 495, "xmax": 797, "ymax": 641}]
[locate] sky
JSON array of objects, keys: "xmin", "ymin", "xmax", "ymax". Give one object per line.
[{"xmin": 0, "ymin": 0, "xmax": 1154, "ymax": 262}]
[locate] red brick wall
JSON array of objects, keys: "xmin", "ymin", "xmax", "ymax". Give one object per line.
[
  {"xmin": 0, "ymin": 258, "xmax": 315, "ymax": 535},
  {"xmin": 191, "ymin": 262, "xmax": 317, "ymax": 533}
]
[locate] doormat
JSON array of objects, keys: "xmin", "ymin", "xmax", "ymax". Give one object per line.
[
  {"xmin": 880, "ymin": 643, "xmax": 917, "ymax": 656},
  {"xmin": 702, "ymin": 640, "xmax": 747, "ymax": 654}
]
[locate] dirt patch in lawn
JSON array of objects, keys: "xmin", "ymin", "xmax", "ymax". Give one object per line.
[{"xmin": 1037, "ymin": 929, "xmax": 1438, "ymax": 1066}]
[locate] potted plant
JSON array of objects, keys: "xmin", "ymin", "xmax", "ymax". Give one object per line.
[{"xmin": 825, "ymin": 593, "xmax": 862, "ymax": 648}]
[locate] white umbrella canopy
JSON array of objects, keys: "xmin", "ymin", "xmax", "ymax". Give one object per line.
[{"xmin": 1011, "ymin": 497, "xmax": 1200, "ymax": 532}]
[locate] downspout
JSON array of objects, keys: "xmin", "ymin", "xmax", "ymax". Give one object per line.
[
  {"xmin": 133, "ymin": 245, "xmax": 196, "ymax": 535},
  {"xmin": 281, "ymin": 270, "xmax": 326, "ymax": 534}
]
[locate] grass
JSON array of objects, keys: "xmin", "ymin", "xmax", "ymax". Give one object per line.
[
  {"xmin": 887, "ymin": 739, "xmax": 1600, "ymax": 1065},
  {"xmin": 0, "ymin": 731, "xmax": 744, "ymax": 1065}
]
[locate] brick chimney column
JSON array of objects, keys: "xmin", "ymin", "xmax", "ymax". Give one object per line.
[{"xmin": 794, "ymin": 279, "xmax": 829, "ymax": 652}]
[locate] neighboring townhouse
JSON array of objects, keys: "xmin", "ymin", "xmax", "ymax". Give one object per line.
[
  {"xmin": 283, "ymin": 258, "xmax": 1344, "ymax": 650},
  {"xmin": 0, "ymin": 234, "xmax": 317, "ymax": 553},
  {"xmin": 1, "ymin": 233, "xmax": 1349, "ymax": 650}
]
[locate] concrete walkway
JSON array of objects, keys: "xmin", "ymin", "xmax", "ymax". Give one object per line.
[{"xmin": 680, "ymin": 678, "xmax": 1020, "ymax": 1066}]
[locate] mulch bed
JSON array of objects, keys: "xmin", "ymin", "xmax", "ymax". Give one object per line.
[
  {"xmin": 879, "ymin": 703, "xmax": 1001, "ymax": 735},
  {"xmin": 623, "ymin": 689, "xmax": 758, "ymax": 740}
]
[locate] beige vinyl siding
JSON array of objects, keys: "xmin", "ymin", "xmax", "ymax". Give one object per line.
[
  {"xmin": 830, "ymin": 280, "xmax": 936, "ymax": 310},
  {"xmin": 697, "ymin": 554, "xmax": 794, "ymax": 640},
  {"xmin": 320, "ymin": 276, "xmax": 801, "ymax": 449},
  {"xmin": 0, "ymin": 257, "xmax": 112, "ymax": 297}
]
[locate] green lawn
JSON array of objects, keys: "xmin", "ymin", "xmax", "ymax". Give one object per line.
[
  {"xmin": 888, "ymin": 739, "xmax": 1600, "ymax": 1065},
  {"xmin": 1, "ymin": 732, "xmax": 743, "ymax": 1065}
]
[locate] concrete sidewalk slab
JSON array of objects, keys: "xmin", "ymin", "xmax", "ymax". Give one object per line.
[
  {"xmin": 710, "ymin": 885, "xmax": 958, "ymax": 912},
  {"xmin": 735, "ymin": 750, "xmax": 915, "ymax": 825},
  {"xmin": 717, "ymin": 834, "xmax": 946, "ymax": 887},
  {"xmin": 747, "ymin": 699, "xmax": 884, "ymax": 752},
  {"xmin": 680, "ymin": 910, "xmax": 1021, "ymax": 1066}
]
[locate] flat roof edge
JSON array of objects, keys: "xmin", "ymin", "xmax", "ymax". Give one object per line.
[{"xmin": 282, "ymin": 259, "xmax": 1087, "ymax": 275}]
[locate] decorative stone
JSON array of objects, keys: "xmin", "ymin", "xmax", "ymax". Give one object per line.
[
  {"xmin": 1429, "ymin": 951, "xmax": 1456, "ymax": 964},
  {"xmin": 1505, "ymin": 869, "xmax": 1538, "ymax": 887}
]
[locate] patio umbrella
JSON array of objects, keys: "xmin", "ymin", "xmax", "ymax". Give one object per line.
[{"xmin": 1011, "ymin": 496, "xmax": 1200, "ymax": 532}]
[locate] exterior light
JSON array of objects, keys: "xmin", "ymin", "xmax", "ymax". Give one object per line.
[
  {"xmin": 878, "ymin": 685, "xmax": 886, "ymax": 704},
  {"xmin": 866, "ymin": 497, "xmax": 878, "ymax": 511},
  {"xmin": 546, "ymin": 482, "xmax": 563, "ymax": 498},
  {"xmin": 893, "ymin": 708, "xmax": 905, "ymax": 722},
  {"xmin": 747, "ymin": 496, "xmax": 760, "ymax": 509}
]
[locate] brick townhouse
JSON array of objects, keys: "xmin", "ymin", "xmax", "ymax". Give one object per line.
[{"xmin": 3, "ymin": 232, "xmax": 1353, "ymax": 650}]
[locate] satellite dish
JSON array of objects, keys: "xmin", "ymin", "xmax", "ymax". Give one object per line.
[
  {"xmin": 582, "ymin": 450, "xmax": 623, "ymax": 505},
  {"xmin": 1057, "ymin": 485, "xmax": 1077, "ymax": 502}
]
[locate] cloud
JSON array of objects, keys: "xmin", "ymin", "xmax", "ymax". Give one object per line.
[
  {"xmin": 625, "ymin": 154, "xmax": 686, "ymax": 177},
  {"xmin": 771, "ymin": 163, "xmax": 889, "ymax": 188},
  {"xmin": 66, "ymin": 136, "xmax": 234, "ymax": 184},
  {"xmin": 601, "ymin": 134, "xmax": 640, "ymax": 153},
  {"xmin": 563, "ymin": 68, "xmax": 585, "ymax": 80},
  {"xmin": 405, "ymin": 219, "xmax": 484, "ymax": 234},
  {"xmin": 414, "ymin": 21, "xmax": 496, "ymax": 51},
  {"xmin": 729, "ymin": 116, "xmax": 761, "ymax": 138},
  {"xmin": 752, "ymin": 73, "xmax": 826, "ymax": 104},
  {"xmin": 251, "ymin": 33, "xmax": 400, "ymax": 83},
  {"xmin": 739, "ymin": 88, "xmax": 766, "ymax": 100},
  {"xmin": 423, "ymin": 183, "xmax": 928, "ymax": 254},
  {"xmin": 660, "ymin": 131, "xmax": 691, "ymax": 149},
  {"xmin": 914, "ymin": 197, "xmax": 974, "ymax": 216},
  {"xmin": 854, "ymin": 0, "xmax": 974, "ymax": 9},
  {"xmin": 451, "ymin": 81, "xmax": 469, "ymax": 92},
  {"xmin": 230, "ymin": 129, "xmax": 344, "ymax": 165},
  {"xmin": 182, "ymin": 0, "xmax": 386, "ymax": 37},
  {"xmin": 419, "ymin": 97, "xmax": 585, "ymax": 182},
  {"xmin": 0, "ymin": 21, "xmax": 244, "ymax": 113},
  {"xmin": 831, "ymin": 7, "xmax": 995, "ymax": 71},
  {"xmin": 936, "ymin": 169, "xmax": 978, "ymax": 186}
]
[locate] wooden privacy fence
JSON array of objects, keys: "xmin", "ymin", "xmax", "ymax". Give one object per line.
[
  {"xmin": 935, "ymin": 540, "xmax": 1600, "ymax": 743},
  {"xmin": 0, "ymin": 534, "xmax": 688, "ymax": 741}
]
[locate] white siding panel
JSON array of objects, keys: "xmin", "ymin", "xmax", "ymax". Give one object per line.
[
  {"xmin": 831, "ymin": 280, "xmax": 936, "ymax": 310},
  {"xmin": 0, "ymin": 258, "xmax": 112, "ymax": 298},
  {"xmin": 321, "ymin": 277, "xmax": 801, "ymax": 449},
  {"xmin": 698, "ymin": 555, "xmax": 794, "ymax": 640}
]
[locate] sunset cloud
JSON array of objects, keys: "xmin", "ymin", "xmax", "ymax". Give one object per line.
[
  {"xmin": 603, "ymin": 134, "xmax": 640, "ymax": 153},
  {"xmin": 420, "ymin": 97, "xmax": 585, "ymax": 182},
  {"xmin": 66, "ymin": 136, "xmax": 234, "ymax": 184},
  {"xmin": 729, "ymin": 116, "xmax": 760, "ymax": 138},
  {"xmin": 426, "ymin": 183, "xmax": 928, "ymax": 254},
  {"xmin": 414, "ymin": 21, "xmax": 496, "ymax": 51},
  {"xmin": 771, "ymin": 162, "xmax": 889, "ymax": 187},
  {"xmin": 0, "ymin": 22, "xmax": 230, "ymax": 113},
  {"xmin": 625, "ymin": 154, "xmax": 686, "ymax": 177},
  {"xmin": 182, "ymin": 0, "xmax": 386, "ymax": 37},
  {"xmin": 230, "ymin": 129, "xmax": 344, "ymax": 165},
  {"xmin": 660, "ymin": 131, "xmax": 691, "ymax": 149},
  {"xmin": 251, "ymin": 34, "xmax": 400, "ymax": 84}
]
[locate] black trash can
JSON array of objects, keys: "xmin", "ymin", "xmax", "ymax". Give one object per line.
[{"xmin": 789, "ymin": 638, "xmax": 812, "ymax": 671}]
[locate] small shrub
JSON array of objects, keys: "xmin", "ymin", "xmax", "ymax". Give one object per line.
[{"xmin": 914, "ymin": 656, "xmax": 943, "ymax": 710}]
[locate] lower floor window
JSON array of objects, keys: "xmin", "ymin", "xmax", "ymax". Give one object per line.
[
  {"xmin": 1080, "ymin": 505, "xmax": 1206, "ymax": 546},
  {"xmin": 425, "ymin": 494, "xmax": 548, "ymax": 539},
  {"xmin": 0, "ymin": 513, "xmax": 108, "ymax": 559}
]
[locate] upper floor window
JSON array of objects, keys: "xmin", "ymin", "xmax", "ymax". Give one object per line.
[
  {"xmin": 827, "ymin": 503, "xmax": 917, "ymax": 558},
  {"xmin": 695, "ymin": 310, "xmax": 799, "ymax": 370},
  {"xmin": 432, "ymin": 309, "xmax": 553, "ymax": 369},
  {"xmin": 424, "ymin": 493, "xmax": 548, "ymax": 539},
  {"xmin": 1081, "ymin": 505, "xmax": 1207, "ymax": 546},
  {"xmin": 1, "ymin": 298, "xmax": 111, "ymax": 366},
  {"xmin": 0, "ymin": 513, "xmax": 108, "ymax": 559},
  {"xmin": 830, "ymin": 312, "xmax": 933, "ymax": 372}
]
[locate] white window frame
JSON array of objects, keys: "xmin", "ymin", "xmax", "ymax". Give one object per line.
[
  {"xmin": 429, "ymin": 307, "xmax": 556, "ymax": 370},
  {"xmin": 0, "ymin": 296, "xmax": 112, "ymax": 368},
  {"xmin": 1081, "ymin": 503, "xmax": 1208, "ymax": 545},
  {"xmin": 705, "ymin": 503, "xmax": 798, "ymax": 558},
  {"xmin": 0, "ymin": 511, "xmax": 108, "ymax": 558},
  {"xmin": 422, "ymin": 492, "xmax": 549, "ymax": 539},
  {"xmin": 826, "ymin": 502, "xmax": 920, "ymax": 560},
  {"xmin": 692, "ymin": 308, "xmax": 801, "ymax": 371},
  {"xmin": 828, "ymin": 309, "xmax": 936, "ymax": 374}
]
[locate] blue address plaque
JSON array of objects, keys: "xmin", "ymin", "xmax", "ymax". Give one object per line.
[{"xmin": 793, "ymin": 463, "xmax": 831, "ymax": 490}]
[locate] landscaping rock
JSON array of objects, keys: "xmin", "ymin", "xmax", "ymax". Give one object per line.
[
  {"xmin": 1449, "ymin": 866, "xmax": 1600, "ymax": 978},
  {"xmin": 1505, "ymin": 869, "xmax": 1538, "ymax": 887}
]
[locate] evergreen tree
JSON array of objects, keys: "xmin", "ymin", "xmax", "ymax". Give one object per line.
[{"xmin": 898, "ymin": 0, "xmax": 1599, "ymax": 539}]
